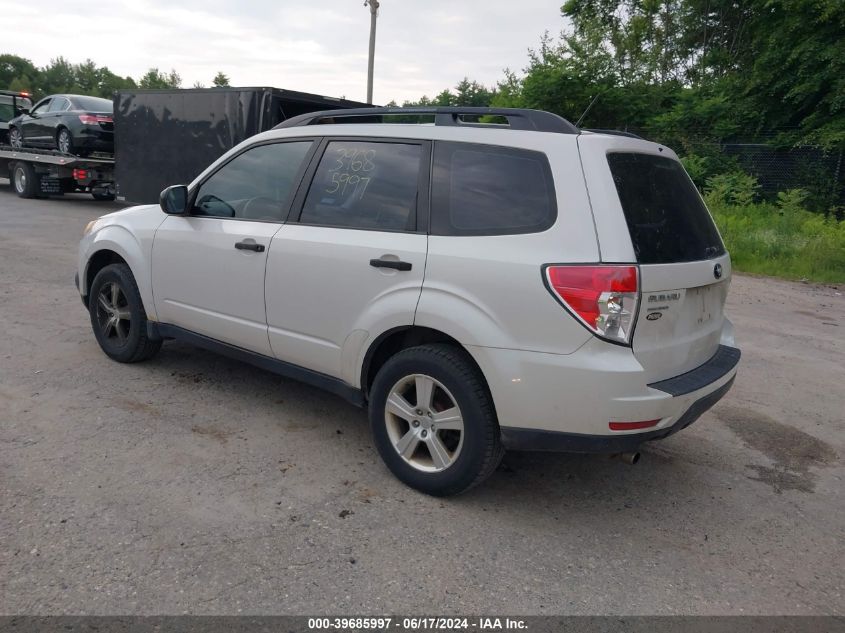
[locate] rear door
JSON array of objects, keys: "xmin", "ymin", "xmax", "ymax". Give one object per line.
[
  {"xmin": 579, "ymin": 135, "xmax": 730, "ymax": 383},
  {"xmin": 265, "ymin": 137, "xmax": 429, "ymax": 380}
]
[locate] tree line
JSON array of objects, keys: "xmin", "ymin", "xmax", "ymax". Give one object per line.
[
  {"xmin": 0, "ymin": 54, "xmax": 230, "ymax": 97},
  {"xmin": 399, "ymin": 0, "xmax": 844, "ymax": 210}
]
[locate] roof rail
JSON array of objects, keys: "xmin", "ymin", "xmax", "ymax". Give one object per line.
[
  {"xmin": 274, "ymin": 107, "xmax": 579, "ymax": 134},
  {"xmin": 583, "ymin": 128, "xmax": 644, "ymax": 140}
]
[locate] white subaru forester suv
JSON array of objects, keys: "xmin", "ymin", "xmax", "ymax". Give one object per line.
[{"xmin": 77, "ymin": 107, "xmax": 739, "ymax": 496}]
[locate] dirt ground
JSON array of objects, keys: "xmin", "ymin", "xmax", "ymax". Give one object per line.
[{"xmin": 1, "ymin": 186, "xmax": 843, "ymax": 615}]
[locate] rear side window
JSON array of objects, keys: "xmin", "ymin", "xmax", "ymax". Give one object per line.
[
  {"xmin": 431, "ymin": 142, "xmax": 556, "ymax": 236},
  {"xmin": 48, "ymin": 97, "xmax": 70, "ymax": 112},
  {"xmin": 607, "ymin": 153, "xmax": 725, "ymax": 263},
  {"xmin": 299, "ymin": 141, "xmax": 422, "ymax": 231}
]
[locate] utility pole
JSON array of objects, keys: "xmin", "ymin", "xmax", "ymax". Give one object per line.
[{"xmin": 365, "ymin": 0, "xmax": 380, "ymax": 104}]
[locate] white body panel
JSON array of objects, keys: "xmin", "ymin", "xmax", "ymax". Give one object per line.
[
  {"xmin": 151, "ymin": 216, "xmax": 281, "ymax": 355},
  {"xmin": 265, "ymin": 225, "xmax": 427, "ymax": 381},
  {"xmin": 77, "ymin": 204, "xmax": 164, "ymax": 320},
  {"xmin": 578, "ymin": 132, "xmax": 732, "ymax": 382}
]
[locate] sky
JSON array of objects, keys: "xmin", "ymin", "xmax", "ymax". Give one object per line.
[{"xmin": 1, "ymin": 0, "xmax": 567, "ymax": 104}]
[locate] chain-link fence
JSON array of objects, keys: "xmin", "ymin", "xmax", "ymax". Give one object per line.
[{"xmin": 683, "ymin": 132, "xmax": 845, "ymax": 213}]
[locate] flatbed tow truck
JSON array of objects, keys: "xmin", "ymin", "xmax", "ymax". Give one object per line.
[{"xmin": 0, "ymin": 145, "xmax": 115, "ymax": 200}]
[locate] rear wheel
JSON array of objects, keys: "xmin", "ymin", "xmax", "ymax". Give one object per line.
[
  {"xmin": 88, "ymin": 263, "xmax": 162, "ymax": 363},
  {"xmin": 56, "ymin": 128, "xmax": 74, "ymax": 155},
  {"xmin": 12, "ymin": 162, "xmax": 36, "ymax": 198},
  {"xmin": 9, "ymin": 126, "xmax": 22, "ymax": 148},
  {"xmin": 369, "ymin": 344, "xmax": 503, "ymax": 496},
  {"xmin": 92, "ymin": 191, "xmax": 115, "ymax": 201}
]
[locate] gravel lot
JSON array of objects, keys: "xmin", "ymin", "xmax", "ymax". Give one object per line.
[{"xmin": 1, "ymin": 184, "xmax": 843, "ymax": 615}]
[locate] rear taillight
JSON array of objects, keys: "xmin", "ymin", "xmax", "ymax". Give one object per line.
[
  {"xmin": 545, "ymin": 265, "xmax": 639, "ymax": 345},
  {"xmin": 79, "ymin": 115, "xmax": 112, "ymax": 125}
]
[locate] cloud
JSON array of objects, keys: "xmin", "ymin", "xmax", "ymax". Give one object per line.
[{"xmin": 0, "ymin": 0, "xmax": 563, "ymax": 103}]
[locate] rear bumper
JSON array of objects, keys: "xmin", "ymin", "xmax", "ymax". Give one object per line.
[
  {"xmin": 467, "ymin": 332, "xmax": 740, "ymax": 453},
  {"xmin": 501, "ymin": 374, "xmax": 735, "ymax": 453}
]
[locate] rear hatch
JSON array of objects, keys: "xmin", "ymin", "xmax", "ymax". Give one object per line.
[{"xmin": 578, "ymin": 134, "xmax": 730, "ymax": 383}]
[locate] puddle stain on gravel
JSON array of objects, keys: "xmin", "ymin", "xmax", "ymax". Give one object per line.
[
  {"xmin": 717, "ymin": 406, "xmax": 839, "ymax": 493},
  {"xmin": 190, "ymin": 425, "xmax": 231, "ymax": 444}
]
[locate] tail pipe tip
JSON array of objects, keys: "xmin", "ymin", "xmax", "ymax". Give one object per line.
[{"xmin": 611, "ymin": 451, "xmax": 641, "ymax": 465}]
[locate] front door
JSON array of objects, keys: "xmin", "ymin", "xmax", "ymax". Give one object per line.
[
  {"xmin": 151, "ymin": 139, "xmax": 316, "ymax": 356},
  {"xmin": 265, "ymin": 138, "xmax": 430, "ymax": 380},
  {"xmin": 23, "ymin": 97, "xmax": 52, "ymax": 146}
]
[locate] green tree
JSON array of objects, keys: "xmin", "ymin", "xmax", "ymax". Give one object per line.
[
  {"xmin": 0, "ymin": 54, "xmax": 37, "ymax": 91},
  {"xmin": 138, "ymin": 68, "xmax": 181, "ymax": 89},
  {"xmin": 212, "ymin": 71, "xmax": 230, "ymax": 87}
]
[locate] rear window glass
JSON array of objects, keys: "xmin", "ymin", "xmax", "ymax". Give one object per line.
[
  {"xmin": 607, "ymin": 153, "xmax": 725, "ymax": 263},
  {"xmin": 431, "ymin": 142, "xmax": 556, "ymax": 235},
  {"xmin": 71, "ymin": 96, "xmax": 113, "ymax": 112}
]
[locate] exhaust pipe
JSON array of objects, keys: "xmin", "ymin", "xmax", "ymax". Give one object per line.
[{"xmin": 611, "ymin": 451, "xmax": 641, "ymax": 465}]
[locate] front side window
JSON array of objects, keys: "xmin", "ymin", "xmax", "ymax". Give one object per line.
[
  {"xmin": 299, "ymin": 140, "xmax": 422, "ymax": 231},
  {"xmin": 430, "ymin": 142, "xmax": 557, "ymax": 236},
  {"xmin": 193, "ymin": 141, "xmax": 313, "ymax": 222},
  {"xmin": 31, "ymin": 99, "xmax": 51, "ymax": 115}
]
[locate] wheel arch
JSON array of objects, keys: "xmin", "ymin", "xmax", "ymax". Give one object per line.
[
  {"xmin": 81, "ymin": 226, "xmax": 156, "ymax": 320},
  {"xmin": 360, "ymin": 326, "xmax": 491, "ymax": 403},
  {"xmin": 84, "ymin": 249, "xmax": 129, "ymax": 299}
]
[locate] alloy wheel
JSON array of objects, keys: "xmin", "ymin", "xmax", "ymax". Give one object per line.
[
  {"xmin": 384, "ymin": 374, "xmax": 465, "ymax": 472},
  {"xmin": 9, "ymin": 128, "xmax": 22, "ymax": 148},
  {"xmin": 95, "ymin": 281, "xmax": 131, "ymax": 346},
  {"xmin": 58, "ymin": 130, "xmax": 71, "ymax": 154}
]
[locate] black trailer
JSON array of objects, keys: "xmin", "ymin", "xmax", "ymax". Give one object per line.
[
  {"xmin": 0, "ymin": 145, "xmax": 115, "ymax": 199},
  {"xmin": 114, "ymin": 87, "xmax": 369, "ymax": 203}
]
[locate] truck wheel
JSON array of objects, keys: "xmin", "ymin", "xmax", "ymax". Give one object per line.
[
  {"xmin": 12, "ymin": 162, "xmax": 36, "ymax": 198},
  {"xmin": 9, "ymin": 126, "xmax": 23, "ymax": 148},
  {"xmin": 57, "ymin": 128, "xmax": 74, "ymax": 155},
  {"xmin": 92, "ymin": 191, "xmax": 115, "ymax": 201},
  {"xmin": 88, "ymin": 263, "xmax": 162, "ymax": 363},
  {"xmin": 369, "ymin": 344, "xmax": 504, "ymax": 496}
]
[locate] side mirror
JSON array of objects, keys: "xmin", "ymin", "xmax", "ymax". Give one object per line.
[
  {"xmin": 19, "ymin": 107, "xmax": 30, "ymax": 115},
  {"xmin": 159, "ymin": 185, "xmax": 189, "ymax": 214}
]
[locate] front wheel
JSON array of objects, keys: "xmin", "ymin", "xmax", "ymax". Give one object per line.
[
  {"xmin": 9, "ymin": 126, "xmax": 23, "ymax": 148},
  {"xmin": 88, "ymin": 263, "xmax": 162, "ymax": 363},
  {"xmin": 369, "ymin": 344, "xmax": 503, "ymax": 496}
]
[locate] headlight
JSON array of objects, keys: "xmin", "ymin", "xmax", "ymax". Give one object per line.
[{"xmin": 83, "ymin": 220, "xmax": 99, "ymax": 236}]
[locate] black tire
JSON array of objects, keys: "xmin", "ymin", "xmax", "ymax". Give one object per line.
[
  {"xmin": 88, "ymin": 263, "xmax": 162, "ymax": 363},
  {"xmin": 11, "ymin": 162, "xmax": 36, "ymax": 198},
  {"xmin": 8, "ymin": 126, "xmax": 23, "ymax": 148},
  {"xmin": 56, "ymin": 127, "xmax": 74, "ymax": 155},
  {"xmin": 369, "ymin": 344, "xmax": 504, "ymax": 496},
  {"xmin": 92, "ymin": 191, "xmax": 115, "ymax": 201}
]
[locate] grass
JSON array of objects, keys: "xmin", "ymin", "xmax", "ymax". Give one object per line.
[{"xmin": 707, "ymin": 196, "xmax": 845, "ymax": 284}]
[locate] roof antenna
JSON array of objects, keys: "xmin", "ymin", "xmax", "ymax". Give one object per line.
[{"xmin": 575, "ymin": 92, "xmax": 601, "ymax": 128}]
